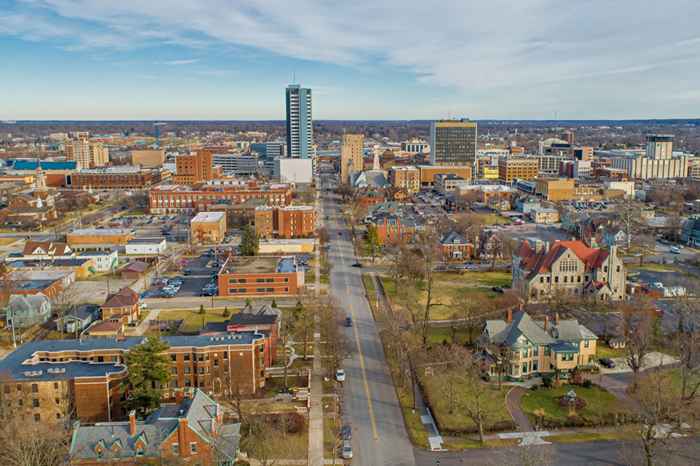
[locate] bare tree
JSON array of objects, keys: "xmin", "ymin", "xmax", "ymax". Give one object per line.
[
  {"xmin": 240, "ymin": 416, "xmax": 293, "ymax": 466},
  {"xmin": 415, "ymin": 228, "xmax": 443, "ymax": 346},
  {"xmin": 0, "ymin": 417, "xmax": 69, "ymax": 466},
  {"xmin": 622, "ymin": 302, "xmax": 656, "ymax": 393}
]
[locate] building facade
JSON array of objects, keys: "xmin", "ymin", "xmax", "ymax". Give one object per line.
[
  {"xmin": 498, "ymin": 157, "xmax": 539, "ymax": 182},
  {"xmin": 131, "ymin": 149, "xmax": 165, "ymax": 168},
  {"xmin": 512, "ymin": 240, "xmax": 626, "ymax": 303},
  {"xmin": 148, "ymin": 183, "xmax": 292, "ymax": 214},
  {"xmin": 217, "ymin": 256, "xmax": 304, "ymax": 297},
  {"xmin": 418, "ymin": 165, "xmax": 472, "ymax": 187},
  {"xmin": 67, "ymin": 167, "xmax": 162, "ymax": 190},
  {"xmin": 174, "ymin": 150, "xmax": 214, "ymax": 184},
  {"xmin": 535, "ymin": 178, "xmax": 575, "ymax": 201},
  {"xmin": 285, "ymin": 84, "xmax": 313, "ymax": 159},
  {"xmin": 429, "ymin": 119, "xmax": 477, "ymax": 166},
  {"xmin": 388, "ymin": 166, "xmax": 420, "ymax": 193},
  {"xmin": 191, "ymin": 211, "xmax": 227, "ymax": 244},
  {"xmin": 340, "ymin": 133, "xmax": 364, "ymax": 184}
]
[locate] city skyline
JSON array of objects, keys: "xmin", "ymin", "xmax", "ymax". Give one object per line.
[{"xmin": 2, "ymin": 0, "xmax": 700, "ymax": 120}]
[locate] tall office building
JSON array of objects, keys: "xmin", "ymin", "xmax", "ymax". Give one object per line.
[
  {"xmin": 65, "ymin": 132, "xmax": 109, "ymax": 169},
  {"xmin": 174, "ymin": 149, "xmax": 214, "ymax": 184},
  {"xmin": 646, "ymin": 134, "xmax": 673, "ymax": 159},
  {"xmin": 340, "ymin": 134, "xmax": 364, "ymax": 184},
  {"xmin": 285, "ymin": 84, "xmax": 313, "ymax": 159},
  {"xmin": 429, "ymin": 119, "xmax": 477, "ymax": 166}
]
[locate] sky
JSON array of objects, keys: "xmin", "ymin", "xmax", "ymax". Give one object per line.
[{"xmin": 1, "ymin": 0, "xmax": 700, "ymax": 120}]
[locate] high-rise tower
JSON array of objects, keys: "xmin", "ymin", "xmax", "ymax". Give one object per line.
[{"xmin": 285, "ymin": 84, "xmax": 313, "ymax": 159}]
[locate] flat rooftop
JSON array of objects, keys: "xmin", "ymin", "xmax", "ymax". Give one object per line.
[
  {"xmin": 127, "ymin": 237, "xmax": 166, "ymax": 244},
  {"xmin": 221, "ymin": 256, "xmax": 298, "ymax": 274},
  {"xmin": 69, "ymin": 228, "xmax": 132, "ymax": 236},
  {"xmin": 191, "ymin": 211, "xmax": 225, "ymax": 223}
]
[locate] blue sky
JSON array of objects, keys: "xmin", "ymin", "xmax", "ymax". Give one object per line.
[{"xmin": 2, "ymin": 0, "xmax": 700, "ymax": 120}]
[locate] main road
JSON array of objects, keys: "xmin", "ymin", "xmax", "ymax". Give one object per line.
[{"xmin": 320, "ymin": 181, "xmax": 415, "ymax": 466}]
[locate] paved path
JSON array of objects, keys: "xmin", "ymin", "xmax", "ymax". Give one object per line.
[{"xmin": 505, "ymin": 386, "xmax": 533, "ymax": 432}]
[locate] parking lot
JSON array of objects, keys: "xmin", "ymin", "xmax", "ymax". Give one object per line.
[{"xmin": 143, "ymin": 251, "xmax": 222, "ymax": 298}]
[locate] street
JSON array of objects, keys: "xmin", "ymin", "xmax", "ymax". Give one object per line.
[{"xmin": 321, "ymin": 183, "xmax": 416, "ymax": 466}]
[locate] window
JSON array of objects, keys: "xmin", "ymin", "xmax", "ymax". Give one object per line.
[
  {"xmin": 533, "ymin": 362, "xmax": 538, "ymax": 371},
  {"xmin": 184, "ymin": 354, "xmax": 190, "ymax": 361},
  {"xmin": 190, "ymin": 442, "xmax": 198, "ymax": 453},
  {"xmin": 544, "ymin": 347, "xmax": 550, "ymax": 356},
  {"xmin": 564, "ymin": 276, "xmax": 568, "ymax": 283},
  {"xmin": 31, "ymin": 384, "xmax": 38, "ymax": 393},
  {"xmin": 18, "ymin": 400, "xmax": 23, "ymax": 407},
  {"xmin": 171, "ymin": 354, "xmax": 177, "ymax": 362},
  {"xmin": 223, "ymin": 352, "xmax": 228, "ymax": 360},
  {"xmin": 3, "ymin": 386, "xmax": 9, "ymax": 394},
  {"xmin": 522, "ymin": 363, "xmax": 527, "ymax": 374},
  {"xmin": 554, "ymin": 276, "xmax": 559, "ymax": 283},
  {"xmin": 53, "ymin": 382, "xmax": 59, "ymax": 390},
  {"xmin": 539, "ymin": 276, "xmax": 544, "ymax": 283},
  {"xmin": 171, "ymin": 368, "xmax": 178, "ymax": 375},
  {"xmin": 533, "ymin": 346, "xmax": 539, "ymax": 356},
  {"xmin": 584, "ymin": 340, "xmax": 590, "ymax": 348},
  {"xmin": 34, "ymin": 413, "xmax": 40, "ymax": 422},
  {"xmin": 172, "ymin": 443, "xmax": 179, "ymax": 454},
  {"xmin": 32, "ymin": 399, "xmax": 39, "ymax": 408}
]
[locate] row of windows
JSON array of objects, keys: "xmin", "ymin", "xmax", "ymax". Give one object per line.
[
  {"xmin": 229, "ymin": 277, "xmax": 289, "ymax": 284},
  {"xmin": 4, "ymin": 382, "xmax": 62, "ymax": 394},
  {"xmin": 228, "ymin": 287, "xmax": 289, "ymax": 293}
]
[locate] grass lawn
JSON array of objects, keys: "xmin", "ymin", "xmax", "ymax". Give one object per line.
[
  {"xmin": 474, "ymin": 213, "xmax": 511, "ymax": 226},
  {"xmin": 421, "ymin": 373, "xmax": 511, "ymax": 433},
  {"xmin": 0, "ymin": 238, "xmax": 18, "ymax": 246},
  {"xmin": 596, "ymin": 345, "xmax": 627, "ymax": 360},
  {"xmin": 521, "ymin": 384, "xmax": 623, "ymax": 425},
  {"xmin": 629, "ymin": 263, "xmax": 679, "ymax": 273},
  {"xmin": 157, "ymin": 308, "xmax": 231, "ymax": 332},
  {"xmin": 425, "ymin": 326, "xmax": 474, "ymax": 346}
]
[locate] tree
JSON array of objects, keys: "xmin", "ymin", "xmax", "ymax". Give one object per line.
[
  {"xmin": 240, "ymin": 224, "xmax": 259, "ymax": 256},
  {"xmin": 123, "ymin": 336, "xmax": 171, "ymax": 416},
  {"xmin": 241, "ymin": 416, "xmax": 292, "ymax": 466},
  {"xmin": 0, "ymin": 417, "xmax": 69, "ymax": 466},
  {"xmin": 672, "ymin": 298, "xmax": 700, "ymax": 408},
  {"xmin": 415, "ymin": 229, "xmax": 442, "ymax": 346},
  {"xmin": 615, "ymin": 198, "xmax": 643, "ymax": 249},
  {"xmin": 366, "ymin": 224, "xmax": 380, "ymax": 262},
  {"xmin": 621, "ymin": 303, "xmax": 656, "ymax": 393}
]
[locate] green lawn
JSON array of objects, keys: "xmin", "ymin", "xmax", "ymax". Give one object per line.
[
  {"xmin": 596, "ymin": 345, "xmax": 626, "ymax": 360},
  {"xmin": 521, "ymin": 384, "xmax": 623, "ymax": 425},
  {"xmin": 425, "ymin": 326, "xmax": 474, "ymax": 346},
  {"xmin": 421, "ymin": 373, "xmax": 512, "ymax": 433},
  {"xmin": 157, "ymin": 308, "xmax": 232, "ymax": 332}
]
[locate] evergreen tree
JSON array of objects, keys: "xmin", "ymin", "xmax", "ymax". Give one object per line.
[
  {"xmin": 123, "ymin": 337, "xmax": 171, "ymax": 416},
  {"xmin": 240, "ymin": 225, "xmax": 259, "ymax": 256}
]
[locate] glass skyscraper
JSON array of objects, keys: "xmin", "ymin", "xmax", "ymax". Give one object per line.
[{"xmin": 285, "ymin": 84, "xmax": 313, "ymax": 159}]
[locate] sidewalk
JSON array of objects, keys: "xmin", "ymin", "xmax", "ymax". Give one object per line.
[{"xmin": 505, "ymin": 386, "xmax": 533, "ymax": 432}]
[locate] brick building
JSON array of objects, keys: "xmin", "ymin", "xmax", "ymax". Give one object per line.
[
  {"xmin": 174, "ymin": 150, "xmax": 214, "ymax": 184},
  {"xmin": 191, "ymin": 211, "xmax": 227, "ymax": 244},
  {"xmin": 66, "ymin": 228, "xmax": 134, "ymax": 251},
  {"xmin": 388, "ymin": 166, "xmax": 420, "ymax": 193},
  {"xmin": 148, "ymin": 183, "xmax": 292, "ymax": 214},
  {"xmin": 217, "ymin": 256, "xmax": 304, "ymax": 297},
  {"xmin": 498, "ymin": 157, "xmax": 539, "ymax": 182},
  {"xmin": 66, "ymin": 166, "xmax": 162, "ymax": 190},
  {"xmin": 418, "ymin": 165, "xmax": 472, "ymax": 187},
  {"xmin": 100, "ymin": 287, "xmax": 140, "ymax": 324},
  {"xmin": 69, "ymin": 389, "xmax": 240, "ymax": 465},
  {"xmin": 0, "ymin": 332, "xmax": 271, "ymax": 425},
  {"xmin": 535, "ymin": 178, "xmax": 575, "ymax": 201},
  {"xmin": 254, "ymin": 206, "xmax": 316, "ymax": 239},
  {"xmin": 440, "ymin": 231, "xmax": 474, "ymax": 261}
]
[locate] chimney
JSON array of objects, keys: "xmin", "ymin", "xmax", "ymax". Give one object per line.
[
  {"xmin": 178, "ymin": 418, "xmax": 188, "ymax": 456},
  {"xmin": 506, "ymin": 308, "xmax": 513, "ymax": 323},
  {"xmin": 128, "ymin": 410, "xmax": 137, "ymax": 436},
  {"xmin": 544, "ymin": 315, "xmax": 549, "ymax": 331}
]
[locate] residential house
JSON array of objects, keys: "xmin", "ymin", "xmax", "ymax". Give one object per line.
[
  {"xmin": 120, "ymin": 261, "xmax": 149, "ymax": 280},
  {"xmin": 512, "ymin": 240, "xmax": 626, "ymax": 302},
  {"xmin": 479, "ymin": 309, "xmax": 598, "ymax": 381},
  {"xmin": 79, "ymin": 250, "xmax": 119, "ymax": 273},
  {"xmin": 56, "ymin": 304, "xmax": 101, "ymax": 335},
  {"xmin": 69, "ymin": 389, "xmax": 241, "ymax": 465},
  {"xmin": 439, "ymin": 231, "xmax": 474, "ymax": 261},
  {"xmin": 84, "ymin": 318, "xmax": 124, "ymax": 339},
  {"xmin": 101, "ymin": 287, "xmax": 140, "ymax": 324},
  {"xmin": 5, "ymin": 293, "xmax": 52, "ymax": 328},
  {"xmin": 20, "ymin": 241, "xmax": 74, "ymax": 260}
]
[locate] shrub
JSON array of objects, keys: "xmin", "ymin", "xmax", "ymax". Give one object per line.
[
  {"xmin": 542, "ymin": 376, "xmax": 553, "ymax": 388},
  {"xmin": 581, "ymin": 379, "xmax": 593, "ymax": 388}
]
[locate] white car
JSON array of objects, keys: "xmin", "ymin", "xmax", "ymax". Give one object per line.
[
  {"xmin": 341, "ymin": 440, "xmax": 353, "ymax": 459},
  {"xmin": 335, "ymin": 369, "xmax": 346, "ymax": 382}
]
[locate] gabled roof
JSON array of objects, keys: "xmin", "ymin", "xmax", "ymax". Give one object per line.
[
  {"xmin": 515, "ymin": 240, "xmax": 610, "ymax": 278},
  {"xmin": 122, "ymin": 261, "xmax": 148, "ymax": 273},
  {"xmin": 487, "ymin": 311, "xmax": 554, "ymax": 347},
  {"xmin": 550, "ymin": 319, "xmax": 598, "ymax": 342},
  {"xmin": 103, "ymin": 287, "xmax": 139, "ymax": 308},
  {"xmin": 441, "ymin": 230, "xmax": 469, "ymax": 245},
  {"xmin": 22, "ymin": 240, "xmax": 71, "ymax": 257}
]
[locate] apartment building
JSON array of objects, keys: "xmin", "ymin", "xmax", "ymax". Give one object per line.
[
  {"xmin": 480, "ymin": 310, "xmax": 598, "ymax": 381},
  {"xmin": 64, "ymin": 133, "xmax": 109, "ymax": 169},
  {"xmin": 254, "ymin": 206, "xmax": 316, "ymax": 239},
  {"xmin": 512, "ymin": 240, "xmax": 626, "ymax": 302},
  {"xmin": 0, "ymin": 332, "xmax": 270, "ymax": 425},
  {"xmin": 340, "ymin": 133, "xmax": 364, "ymax": 184},
  {"xmin": 217, "ymin": 256, "xmax": 304, "ymax": 297},
  {"xmin": 148, "ymin": 183, "xmax": 292, "ymax": 214},
  {"xmin": 174, "ymin": 150, "xmax": 214, "ymax": 184},
  {"xmin": 498, "ymin": 157, "xmax": 539, "ymax": 182},
  {"xmin": 429, "ymin": 119, "xmax": 477, "ymax": 166},
  {"xmin": 388, "ymin": 166, "xmax": 420, "ymax": 193},
  {"xmin": 191, "ymin": 211, "xmax": 227, "ymax": 244}
]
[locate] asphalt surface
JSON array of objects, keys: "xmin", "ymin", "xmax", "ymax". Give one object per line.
[{"xmin": 322, "ymin": 188, "xmax": 416, "ymax": 466}]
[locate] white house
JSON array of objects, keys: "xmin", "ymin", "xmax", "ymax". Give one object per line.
[
  {"xmin": 125, "ymin": 237, "xmax": 167, "ymax": 256},
  {"xmin": 78, "ymin": 250, "xmax": 119, "ymax": 273}
]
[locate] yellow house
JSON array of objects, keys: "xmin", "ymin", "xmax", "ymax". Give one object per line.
[{"xmin": 480, "ymin": 310, "xmax": 597, "ymax": 381}]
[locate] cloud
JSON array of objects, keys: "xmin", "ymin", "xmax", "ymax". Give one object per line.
[
  {"xmin": 157, "ymin": 59, "xmax": 199, "ymax": 65},
  {"xmin": 4, "ymin": 0, "xmax": 700, "ymax": 117}
]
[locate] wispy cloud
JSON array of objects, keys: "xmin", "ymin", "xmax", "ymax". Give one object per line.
[{"xmin": 157, "ymin": 58, "xmax": 199, "ymax": 65}]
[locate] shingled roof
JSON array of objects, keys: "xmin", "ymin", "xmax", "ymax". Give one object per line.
[
  {"xmin": 515, "ymin": 240, "xmax": 609, "ymax": 278},
  {"xmin": 103, "ymin": 287, "xmax": 139, "ymax": 308}
]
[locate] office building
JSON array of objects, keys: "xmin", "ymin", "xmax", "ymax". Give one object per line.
[
  {"xmin": 217, "ymin": 256, "xmax": 304, "ymax": 297},
  {"xmin": 64, "ymin": 133, "xmax": 109, "ymax": 169},
  {"xmin": 340, "ymin": 134, "xmax": 364, "ymax": 184},
  {"xmin": 255, "ymin": 206, "xmax": 316, "ymax": 239},
  {"xmin": 285, "ymin": 84, "xmax": 313, "ymax": 159},
  {"xmin": 429, "ymin": 119, "xmax": 477, "ymax": 166},
  {"xmin": 610, "ymin": 135, "xmax": 687, "ymax": 180},
  {"xmin": 212, "ymin": 153, "xmax": 259, "ymax": 176},
  {"xmin": 174, "ymin": 150, "xmax": 214, "ymax": 184},
  {"xmin": 388, "ymin": 166, "xmax": 420, "ymax": 193},
  {"xmin": 191, "ymin": 211, "xmax": 227, "ymax": 244},
  {"xmin": 251, "ymin": 141, "xmax": 286, "ymax": 159},
  {"xmin": 498, "ymin": 157, "xmax": 539, "ymax": 182},
  {"xmin": 646, "ymin": 134, "xmax": 674, "ymax": 159}
]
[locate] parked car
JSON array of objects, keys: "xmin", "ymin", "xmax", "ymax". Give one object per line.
[
  {"xmin": 345, "ymin": 317, "xmax": 353, "ymax": 327},
  {"xmin": 341, "ymin": 440, "xmax": 353, "ymax": 459},
  {"xmin": 599, "ymin": 358, "xmax": 616, "ymax": 369},
  {"xmin": 351, "ymin": 262, "xmax": 362, "ymax": 268},
  {"xmin": 670, "ymin": 246, "xmax": 681, "ymax": 254},
  {"xmin": 336, "ymin": 369, "xmax": 346, "ymax": 382},
  {"xmin": 340, "ymin": 424, "xmax": 352, "ymax": 441},
  {"xmin": 492, "ymin": 286, "xmax": 505, "ymax": 293}
]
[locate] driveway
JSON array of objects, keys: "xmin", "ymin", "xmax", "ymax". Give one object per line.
[{"xmin": 599, "ymin": 351, "xmax": 679, "ymax": 375}]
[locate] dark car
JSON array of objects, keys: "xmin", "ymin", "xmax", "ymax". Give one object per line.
[
  {"xmin": 351, "ymin": 262, "xmax": 362, "ymax": 268},
  {"xmin": 492, "ymin": 286, "xmax": 504, "ymax": 294},
  {"xmin": 340, "ymin": 424, "xmax": 352, "ymax": 441},
  {"xmin": 345, "ymin": 317, "xmax": 353, "ymax": 327},
  {"xmin": 599, "ymin": 358, "xmax": 616, "ymax": 369},
  {"xmin": 183, "ymin": 269, "xmax": 193, "ymax": 276}
]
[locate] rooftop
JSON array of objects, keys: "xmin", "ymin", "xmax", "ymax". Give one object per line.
[
  {"xmin": 220, "ymin": 256, "xmax": 298, "ymax": 274},
  {"xmin": 69, "ymin": 228, "xmax": 132, "ymax": 236},
  {"xmin": 127, "ymin": 237, "xmax": 166, "ymax": 245},
  {"xmin": 191, "ymin": 211, "xmax": 225, "ymax": 223}
]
